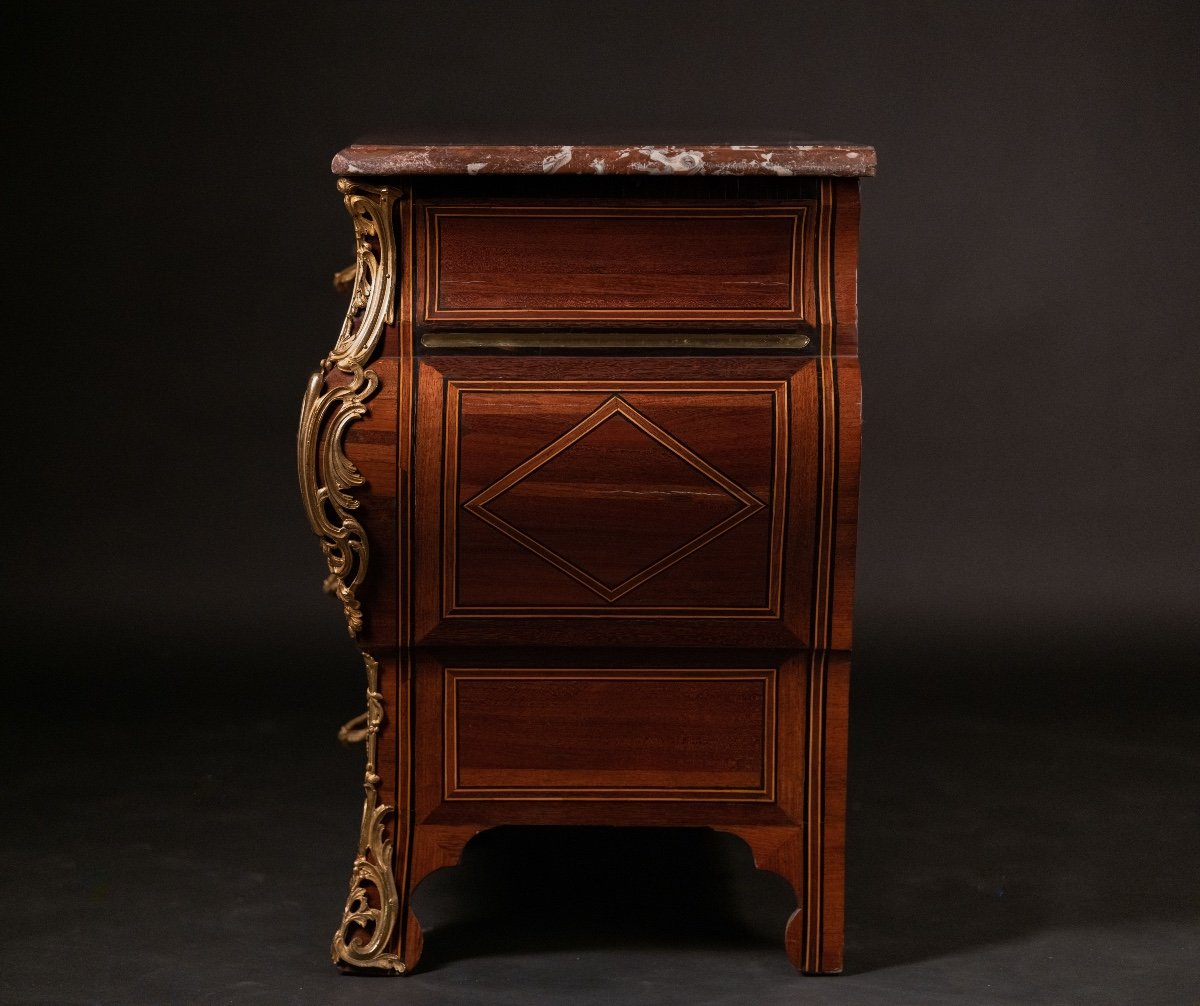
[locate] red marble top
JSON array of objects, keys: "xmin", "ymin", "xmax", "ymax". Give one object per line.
[{"xmin": 332, "ymin": 143, "xmax": 876, "ymax": 178}]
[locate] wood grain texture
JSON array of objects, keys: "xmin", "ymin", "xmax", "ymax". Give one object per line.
[
  {"xmin": 709, "ymin": 651, "xmax": 849, "ymax": 975},
  {"xmin": 412, "ymin": 649, "xmax": 807, "ymax": 829},
  {"xmin": 337, "ymin": 358, "xmax": 398, "ymax": 648},
  {"xmin": 445, "ymin": 668, "xmax": 775, "ymax": 800},
  {"xmin": 830, "ymin": 359, "xmax": 862, "ymax": 651},
  {"xmin": 411, "ymin": 355, "xmax": 821, "ymax": 647},
  {"xmin": 314, "ymin": 166, "xmax": 867, "ymax": 977},
  {"xmin": 387, "ymin": 649, "xmax": 824, "ymax": 974},
  {"xmin": 819, "ymin": 651, "xmax": 851, "ymax": 975},
  {"xmin": 831, "ymin": 177, "xmax": 861, "ymax": 358},
  {"xmin": 333, "ymin": 142, "xmax": 876, "ymax": 177},
  {"xmin": 424, "ymin": 206, "xmax": 805, "ymax": 322},
  {"xmin": 401, "ymin": 823, "xmax": 483, "ymax": 972},
  {"xmin": 414, "ymin": 195, "xmax": 817, "ymax": 332}
]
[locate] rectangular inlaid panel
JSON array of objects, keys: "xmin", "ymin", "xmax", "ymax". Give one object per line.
[
  {"xmin": 413, "ymin": 356, "xmax": 822, "ymax": 648},
  {"xmin": 444, "ymin": 668, "xmax": 776, "ymax": 801},
  {"xmin": 421, "ymin": 205, "xmax": 809, "ymax": 324},
  {"xmin": 448, "ymin": 382, "xmax": 784, "ymax": 613}
]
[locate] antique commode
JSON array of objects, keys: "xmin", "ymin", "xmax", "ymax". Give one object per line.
[{"xmin": 299, "ymin": 140, "xmax": 874, "ymax": 975}]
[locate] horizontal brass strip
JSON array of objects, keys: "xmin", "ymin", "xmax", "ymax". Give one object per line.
[{"xmin": 421, "ymin": 331, "xmax": 812, "ymax": 350}]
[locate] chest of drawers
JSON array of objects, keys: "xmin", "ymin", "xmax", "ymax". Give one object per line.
[{"xmin": 299, "ymin": 141, "xmax": 874, "ymax": 975}]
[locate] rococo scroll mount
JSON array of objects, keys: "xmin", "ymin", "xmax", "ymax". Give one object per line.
[
  {"xmin": 297, "ymin": 180, "xmax": 398, "ymax": 637},
  {"xmin": 330, "ymin": 652, "xmax": 403, "ymax": 972}
]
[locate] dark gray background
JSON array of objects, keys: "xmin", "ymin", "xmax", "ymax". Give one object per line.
[{"xmin": 4, "ymin": 3, "xmax": 1197, "ymax": 1003}]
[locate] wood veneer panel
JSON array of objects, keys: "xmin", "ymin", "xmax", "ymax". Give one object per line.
[
  {"xmin": 827, "ymin": 179, "xmax": 862, "ymax": 649},
  {"xmin": 412, "ymin": 356, "xmax": 820, "ymax": 648},
  {"xmin": 411, "ymin": 649, "xmax": 808, "ymax": 829},
  {"xmin": 318, "ymin": 164, "xmax": 867, "ymax": 978},
  {"xmin": 444, "ymin": 668, "xmax": 775, "ymax": 801},
  {"xmin": 830, "ymin": 359, "xmax": 861, "ymax": 651},
  {"xmin": 818, "ymin": 651, "xmax": 851, "ymax": 973},
  {"xmin": 338, "ymin": 356, "xmax": 398, "ymax": 647},
  {"xmin": 424, "ymin": 207, "xmax": 804, "ymax": 322},
  {"xmin": 831, "ymin": 178, "xmax": 861, "ymax": 358}
]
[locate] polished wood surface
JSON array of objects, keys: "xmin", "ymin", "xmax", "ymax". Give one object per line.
[
  {"xmin": 411, "ymin": 355, "xmax": 821, "ymax": 648},
  {"xmin": 424, "ymin": 205, "xmax": 806, "ymax": 322},
  {"xmin": 313, "ymin": 157, "xmax": 869, "ymax": 977},
  {"xmin": 446, "ymin": 667, "xmax": 774, "ymax": 799},
  {"xmin": 415, "ymin": 648, "xmax": 809, "ymax": 829}
]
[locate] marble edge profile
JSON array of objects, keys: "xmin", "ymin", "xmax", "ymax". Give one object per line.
[{"xmin": 331, "ymin": 143, "xmax": 877, "ymax": 177}]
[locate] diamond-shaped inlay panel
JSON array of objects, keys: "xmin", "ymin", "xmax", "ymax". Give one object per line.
[
  {"xmin": 417, "ymin": 365, "xmax": 807, "ymax": 639},
  {"xmin": 464, "ymin": 397, "xmax": 765, "ymax": 602}
]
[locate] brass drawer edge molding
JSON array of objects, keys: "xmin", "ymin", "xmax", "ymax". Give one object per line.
[{"xmin": 421, "ymin": 331, "xmax": 811, "ymax": 350}]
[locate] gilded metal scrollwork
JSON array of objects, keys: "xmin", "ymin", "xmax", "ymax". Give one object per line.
[
  {"xmin": 298, "ymin": 179, "xmax": 397, "ymax": 636},
  {"xmin": 331, "ymin": 653, "xmax": 403, "ymax": 972}
]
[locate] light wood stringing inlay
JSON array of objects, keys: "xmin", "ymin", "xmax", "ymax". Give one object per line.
[
  {"xmin": 441, "ymin": 380, "xmax": 789, "ymax": 617},
  {"xmin": 444, "ymin": 668, "xmax": 778, "ymax": 801},
  {"xmin": 423, "ymin": 205, "xmax": 808, "ymax": 322}
]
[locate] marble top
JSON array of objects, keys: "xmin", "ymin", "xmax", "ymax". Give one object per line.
[{"xmin": 332, "ymin": 142, "xmax": 876, "ymax": 177}]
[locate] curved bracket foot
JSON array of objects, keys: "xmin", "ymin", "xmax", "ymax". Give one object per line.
[{"xmin": 712, "ymin": 824, "xmax": 843, "ymax": 974}]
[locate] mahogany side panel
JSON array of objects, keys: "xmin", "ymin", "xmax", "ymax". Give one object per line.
[
  {"xmin": 413, "ymin": 192, "xmax": 818, "ymax": 332},
  {"xmin": 412, "ymin": 649, "xmax": 808, "ymax": 830},
  {"xmin": 711, "ymin": 825, "xmax": 805, "ymax": 963},
  {"xmin": 397, "ymin": 649, "xmax": 846, "ymax": 973},
  {"xmin": 395, "ymin": 645, "xmax": 850, "ymax": 974},
  {"xmin": 830, "ymin": 359, "xmax": 861, "ymax": 651},
  {"xmin": 425, "ymin": 206, "xmax": 806, "ymax": 322},
  {"xmin": 831, "ymin": 178, "xmax": 862, "ymax": 358},
  {"xmin": 401, "ymin": 823, "xmax": 485, "ymax": 972},
  {"xmin": 445, "ymin": 668, "xmax": 775, "ymax": 800},
  {"xmin": 340, "ymin": 357, "xmax": 398, "ymax": 648},
  {"xmin": 411, "ymin": 356, "xmax": 821, "ymax": 648},
  {"xmin": 819, "ymin": 651, "xmax": 851, "ymax": 974},
  {"xmin": 317, "ymin": 160, "xmax": 868, "ymax": 978}
]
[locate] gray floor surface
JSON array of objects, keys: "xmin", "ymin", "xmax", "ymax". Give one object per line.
[{"xmin": 2, "ymin": 637, "xmax": 1196, "ymax": 1005}]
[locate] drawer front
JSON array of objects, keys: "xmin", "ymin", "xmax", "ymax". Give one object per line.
[
  {"xmin": 443, "ymin": 667, "xmax": 776, "ymax": 801},
  {"xmin": 413, "ymin": 356, "xmax": 820, "ymax": 648},
  {"xmin": 419, "ymin": 203, "xmax": 814, "ymax": 329}
]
